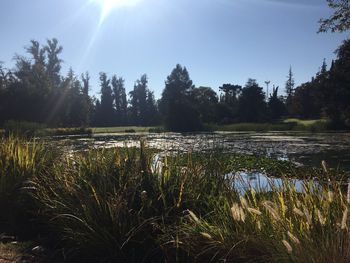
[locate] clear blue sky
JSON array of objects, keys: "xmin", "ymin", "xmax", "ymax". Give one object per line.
[{"xmin": 0, "ymin": 0, "xmax": 348, "ymax": 98}]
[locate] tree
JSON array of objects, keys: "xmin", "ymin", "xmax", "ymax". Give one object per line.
[
  {"xmin": 319, "ymin": 0, "xmax": 350, "ymax": 32},
  {"xmin": 218, "ymin": 83, "xmax": 241, "ymax": 123},
  {"xmin": 80, "ymin": 72, "xmax": 92, "ymax": 127},
  {"xmin": 160, "ymin": 64, "xmax": 201, "ymax": 132},
  {"xmin": 145, "ymin": 90, "xmax": 160, "ymax": 125},
  {"xmin": 95, "ymin": 72, "xmax": 115, "ymax": 126},
  {"xmin": 45, "ymin": 38, "xmax": 63, "ymax": 87},
  {"xmin": 268, "ymin": 86, "xmax": 287, "ymax": 120},
  {"xmin": 129, "ymin": 74, "xmax": 148, "ymax": 125},
  {"xmin": 323, "ymin": 39, "xmax": 350, "ymax": 127},
  {"xmin": 285, "ymin": 66, "xmax": 295, "ymax": 115},
  {"xmin": 111, "ymin": 75, "xmax": 127, "ymax": 125},
  {"xmin": 238, "ymin": 79, "xmax": 267, "ymax": 122},
  {"xmin": 191, "ymin": 86, "xmax": 218, "ymax": 123},
  {"xmin": 291, "ymin": 82, "xmax": 321, "ymax": 119}
]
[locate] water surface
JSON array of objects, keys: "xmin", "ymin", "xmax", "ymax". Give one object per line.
[{"xmin": 53, "ymin": 131, "xmax": 350, "ymax": 170}]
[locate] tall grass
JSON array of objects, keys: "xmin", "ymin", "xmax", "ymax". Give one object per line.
[
  {"xmin": 174, "ymin": 179, "xmax": 350, "ymax": 262},
  {"xmin": 1, "ymin": 137, "xmax": 350, "ymax": 262},
  {"xmin": 0, "ymin": 136, "xmax": 55, "ymax": 237}
]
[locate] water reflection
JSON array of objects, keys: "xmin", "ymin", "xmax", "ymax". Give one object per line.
[{"xmin": 228, "ymin": 172, "xmax": 310, "ymax": 194}]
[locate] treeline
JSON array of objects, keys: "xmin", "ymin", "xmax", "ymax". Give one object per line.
[{"xmin": 0, "ymin": 38, "xmax": 349, "ymax": 131}]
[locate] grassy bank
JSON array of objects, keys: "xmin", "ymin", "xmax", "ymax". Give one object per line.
[
  {"xmin": 91, "ymin": 126, "xmax": 161, "ymax": 134},
  {"xmin": 212, "ymin": 119, "xmax": 330, "ymax": 132},
  {"xmin": 1, "ymin": 137, "xmax": 350, "ymax": 262}
]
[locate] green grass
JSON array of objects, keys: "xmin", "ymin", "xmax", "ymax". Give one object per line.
[
  {"xmin": 213, "ymin": 118, "xmax": 331, "ymax": 132},
  {"xmin": 1, "ymin": 137, "xmax": 350, "ymax": 262},
  {"xmin": 283, "ymin": 118, "xmax": 327, "ymax": 126}
]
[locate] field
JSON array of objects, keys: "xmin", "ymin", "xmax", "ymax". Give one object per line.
[{"xmin": 1, "ymin": 137, "xmax": 350, "ymax": 262}]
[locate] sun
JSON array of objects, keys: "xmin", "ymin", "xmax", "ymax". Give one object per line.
[{"xmin": 91, "ymin": 0, "xmax": 142, "ymax": 24}]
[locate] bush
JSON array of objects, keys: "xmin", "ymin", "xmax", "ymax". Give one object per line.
[
  {"xmin": 47, "ymin": 127, "xmax": 92, "ymax": 136},
  {"xmin": 124, "ymin": 128, "xmax": 136, "ymax": 133},
  {"xmin": 4, "ymin": 120, "xmax": 46, "ymax": 137},
  {"xmin": 0, "ymin": 137, "xmax": 55, "ymax": 238}
]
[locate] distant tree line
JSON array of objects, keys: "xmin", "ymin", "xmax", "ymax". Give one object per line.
[{"xmin": 0, "ymin": 38, "xmax": 349, "ymax": 131}]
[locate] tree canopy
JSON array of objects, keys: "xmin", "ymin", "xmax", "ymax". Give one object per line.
[{"xmin": 319, "ymin": 0, "xmax": 350, "ymax": 32}]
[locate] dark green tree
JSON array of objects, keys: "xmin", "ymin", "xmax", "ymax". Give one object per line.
[
  {"xmin": 268, "ymin": 86, "xmax": 287, "ymax": 120},
  {"xmin": 319, "ymin": 0, "xmax": 350, "ymax": 32},
  {"xmin": 129, "ymin": 74, "xmax": 148, "ymax": 125},
  {"xmin": 111, "ymin": 75, "xmax": 127, "ymax": 125},
  {"xmin": 285, "ymin": 66, "xmax": 295, "ymax": 115},
  {"xmin": 45, "ymin": 38, "xmax": 63, "ymax": 87},
  {"xmin": 238, "ymin": 79, "xmax": 267, "ymax": 122},
  {"xmin": 145, "ymin": 90, "xmax": 160, "ymax": 125},
  {"xmin": 191, "ymin": 86, "xmax": 218, "ymax": 123},
  {"xmin": 323, "ymin": 39, "xmax": 350, "ymax": 127},
  {"xmin": 160, "ymin": 64, "xmax": 201, "ymax": 131},
  {"xmin": 218, "ymin": 83, "xmax": 242, "ymax": 123},
  {"xmin": 95, "ymin": 72, "xmax": 115, "ymax": 126}
]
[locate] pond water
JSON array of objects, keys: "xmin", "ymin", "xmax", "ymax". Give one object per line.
[
  {"xmin": 228, "ymin": 171, "xmax": 315, "ymax": 194},
  {"xmin": 53, "ymin": 131, "xmax": 350, "ymax": 171}
]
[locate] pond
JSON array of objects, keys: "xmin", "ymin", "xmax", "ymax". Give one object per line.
[{"xmin": 53, "ymin": 131, "xmax": 350, "ymax": 171}]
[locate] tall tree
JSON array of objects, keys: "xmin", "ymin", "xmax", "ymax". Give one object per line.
[
  {"xmin": 160, "ymin": 64, "xmax": 201, "ymax": 131},
  {"xmin": 268, "ymin": 86, "xmax": 286, "ymax": 120},
  {"xmin": 96, "ymin": 72, "xmax": 115, "ymax": 126},
  {"xmin": 111, "ymin": 75, "xmax": 127, "ymax": 125},
  {"xmin": 191, "ymin": 86, "xmax": 218, "ymax": 123},
  {"xmin": 238, "ymin": 79, "xmax": 267, "ymax": 122},
  {"xmin": 45, "ymin": 38, "xmax": 63, "ymax": 87},
  {"xmin": 81, "ymin": 72, "xmax": 92, "ymax": 127},
  {"xmin": 129, "ymin": 74, "xmax": 148, "ymax": 125},
  {"xmin": 218, "ymin": 83, "xmax": 242, "ymax": 123},
  {"xmin": 323, "ymin": 39, "xmax": 350, "ymax": 127},
  {"xmin": 319, "ymin": 0, "xmax": 350, "ymax": 32},
  {"xmin": 145, "ymin": 90, "xmax": 160, "ymax": 125},
  {"xmin": 285, "ymin": 66, "xmax": 295, "ymax": 115}
]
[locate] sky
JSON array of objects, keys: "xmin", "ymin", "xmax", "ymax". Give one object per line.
[{"xmin": 0, "ymin": 0, "xmax": 349, "ymax": 99}]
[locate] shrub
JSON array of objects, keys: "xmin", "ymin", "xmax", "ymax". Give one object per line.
[
  {"xmin": 4, "ymin": 120, "xmax": 46, "ymax": 138},
  {"xmin": 0, "ymin": 137, "xmax": 55, "ymax": 238}
]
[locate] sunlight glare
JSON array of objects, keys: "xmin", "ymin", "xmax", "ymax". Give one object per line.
[{"xmin": 92, "ymin": 0, "xmax": 142, "ymax": 25}]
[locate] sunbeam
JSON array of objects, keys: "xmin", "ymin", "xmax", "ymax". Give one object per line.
[{"xmin": 91, "ymin": 0, "xmax": 143, "ymax": 25}]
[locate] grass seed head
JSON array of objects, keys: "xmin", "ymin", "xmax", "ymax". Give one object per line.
[
  {"xmin": 231, "ymin": 203, "xmax": 246, "ymax": 222},
  {"xmin": 287, "ymin": 231, "xmax": 300, "ymax": 245},
  {"xmin": 188, "ymin": 210, "xmax": 200, "ymax": 223},
  {"xmin": 282, "ymin": 240, "xmax": 293, "ymax": 254},
  {"xmin": 317, "ymin": 209, "xmax": 326, "ymax": 225},
  {"xmin": 247, "ymin": 207, "xmax": 262, "ymax": 216},
  {"xmin": 262, "ymin": 201, "xmax": 280, "ymax": 221},
  {"xmin": 341, "ymin": 207, "xmax": 348, "ymax": 230}
]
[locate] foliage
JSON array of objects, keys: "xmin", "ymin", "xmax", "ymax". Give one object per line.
[
  {"xmin": 129, "ymin": 74, "xmax": 159, "ymax": 126},
  {"xmin": 0, "ymin": 137, "xmax": 55, "ymax": 237},
  {"xmin": 285, "ymin": 66, "xmax": 295, "ymax": 115},
  {"xmin": 1, "ymin": 38, "xmax": 350, "ymax": 130},
  {"xmin": 1, "ymin": 137, "xmax": 350, "ymax": 262},
  {"xmin": 94, "ymin": 72, "xmax": 115, "ymax": 127},
  {"xmin": 111, "ymin": 75, "xmax": 128, "ymax": 126},
  {"xmin": 268, "ymin": 86, "xmax": 287, "ymax": 120},
  {"xmin": 160, "ymin": 64, "xmax": 202, "ymax": 132},
  {"xmin": 46, "ymin": 127, "xmax": 93, "ymax": 136},
  {"xmin": 290, "ymin": 39, "xmax": 350, "ymax": 128},
  {"xmin": 319, "ymin": 0, "xmax": 350, "ymax": 32},
  {"xmin": 4, "ymin": 120, "xmax": 46, "ymax": 137},
  {"xmin": 191, "ymin": 86, "xmax": 219, "ymax": 123},
  {"xmin": 238, "ymin": 79, "xmax": 267, "ymax": 122}
]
